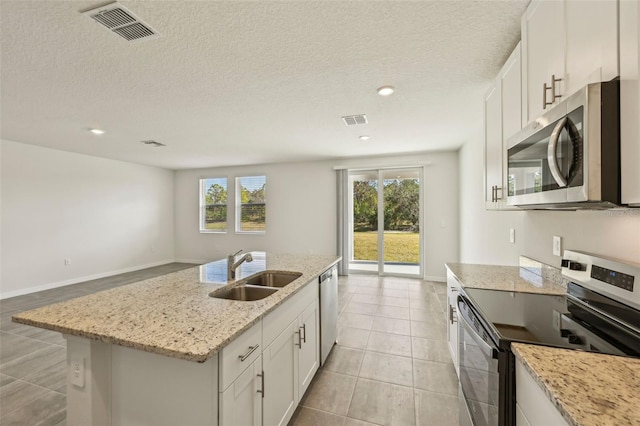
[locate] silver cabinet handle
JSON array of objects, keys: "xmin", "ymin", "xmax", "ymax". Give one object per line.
[
  {"xmin": 238, "ymin": 344, "xmax": 259, "ymax": 362},
  {"xmin": 548, "ymin": 117, "xmax": 569, "ymax": 187},
  {"xmin": 551, "ymin": 74, "xmax": 562, "ymax": 102},
  {"xmin": 449, "ymin": 305, "xmax": 457, "ymax": 325},
  {"xmin": 257, "ymin": 372, "xmax": 264, "ymax": 398},
  {"xmin": 300, "ymin": 324, "xmax": 306, "ymax": 344},
  {"xmin": 543, "ymin": 82, "xmax": 552, "ymax": 109}
]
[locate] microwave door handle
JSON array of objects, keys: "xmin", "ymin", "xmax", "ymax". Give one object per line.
[{"xmin": 547, "ymin": 117, "xmax": 568, "ymax": 187}]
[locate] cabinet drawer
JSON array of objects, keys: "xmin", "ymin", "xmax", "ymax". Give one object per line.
[
  {"xmin": 219, "ymin": 321, "xmax": 262, "ymax": 392},
  {"xmin": 263, "ymin": 279, "xmax": 318, "ymax": 347}
]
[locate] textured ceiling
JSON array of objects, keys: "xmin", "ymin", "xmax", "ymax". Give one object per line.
[{"xmin": 1, "ymin": 0, "xmax": 528, "ymax": 170}]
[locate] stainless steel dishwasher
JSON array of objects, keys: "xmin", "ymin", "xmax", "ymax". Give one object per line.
[{"xmin": 319, "ymin": 265, "xmax": 338, "ymax": 365}]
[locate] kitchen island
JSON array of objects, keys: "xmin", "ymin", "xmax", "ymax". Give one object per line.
[{"xmin": 12, "ymin": 252, "xmax": 340, "ymax": 426}]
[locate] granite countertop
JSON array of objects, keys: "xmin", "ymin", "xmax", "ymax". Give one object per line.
[
  {"xmin": 445, "ymin": 261, "xmax": 566, "ymax": 295},
  {"xmin": 12, "ymin": 252, "xmax": 340, "ymax": 363},
  {"xmin": 512, "ymin": 343, "xmax": 640, "ymax": 426}
]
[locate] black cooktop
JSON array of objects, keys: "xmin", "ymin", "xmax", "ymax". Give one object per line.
[{"xmin": 461, "ymin": 286, "xmax": 640, "ymax": 356}]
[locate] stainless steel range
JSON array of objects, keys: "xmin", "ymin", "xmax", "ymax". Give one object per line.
[{"xmin": 457, "ymin": 251, "xmax": 640, "ymax": 426}]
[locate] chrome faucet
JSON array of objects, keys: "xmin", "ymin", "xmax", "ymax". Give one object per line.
[{"xmin": 227, "ymin": 249, "xmax": 253, "ymax": 281}]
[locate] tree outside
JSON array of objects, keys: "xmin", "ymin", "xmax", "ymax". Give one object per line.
[{"xmin": 353, "ymin": 178, "xmax": 420, "ymax": 264}]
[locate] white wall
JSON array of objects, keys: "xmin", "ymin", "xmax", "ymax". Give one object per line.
[
  {"xmin": 175, "ymin": 152, "xmax": 459, "ymax": 281},
  {"xmin": 0, "ymin": 140, "xmax": 176, "ymax": 298},
  {"xmin": 459, "ymin": 128, "xmax": 525, "ymax": 265},
  {"xmin": 174, "ymin": 161, "xmax": 337, "ymax": 262},
  {"xmin": 458, "ymin": 129, "xmax": 640, "ymax": 267}
]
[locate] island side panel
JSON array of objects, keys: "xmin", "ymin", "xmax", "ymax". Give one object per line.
[
  {"xmin": 66, "ymin": 335, "xmax": 112, "ymax": 426},
  {"xmin": 110, "ymin": 345, "xmax": 218, "ymax": 426}
]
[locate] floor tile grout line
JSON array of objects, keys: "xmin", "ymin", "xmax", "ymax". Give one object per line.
[{"xmin": 1, "ymin": 329, "xmax": 66, "ymax": 348}]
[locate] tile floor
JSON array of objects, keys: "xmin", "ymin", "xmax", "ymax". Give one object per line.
[
  {"xmin": 289, "ymin": 274, "xmax": 459, "ymax": 426},
  {"xmin": 0, "ymin": 263, "xmax": 196, "ymax": 426},
  {"xmin": 0, "ymin": 267, "xmax": 458, "ymax": 426}
]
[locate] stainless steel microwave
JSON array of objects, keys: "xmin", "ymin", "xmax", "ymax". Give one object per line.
[{"xmin": 506, "ymin": 80, "xmax": 620, "ymax": 209}]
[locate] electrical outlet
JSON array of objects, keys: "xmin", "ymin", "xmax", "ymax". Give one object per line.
[
  {"xmin": 70, "ymin": 357, "xmax": 84, "ymax": 388},
  {"xmin": 553, "ymin": 236, "xmax": 562, "ymax": 256},
  {"xmin": 64, "ymin": 258, "xmax": 71, "ymax": 266},
  {"xmin": 509, "ymin": 228, "xmax": 516, "ymax": 243}
]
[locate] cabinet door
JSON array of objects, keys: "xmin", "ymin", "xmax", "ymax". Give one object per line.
[
  {"xmin": 298, "ymin": 299, "xmax": 319, "ymax": 397},
  {"xmin": 263, "ymin": 322, "xmax": 299, "ymax": 426},
  {"xmin": 522, "ymin": 0, "xmax": 565, "ymax": 123},
  {"xmin": 446, "ymin": 273, "xmax": 460, "ymax": 377},
  {"xmin": 484, "ymin": 82, "xmax": 502, "ymax": 209},
  {"xmin": 501, "ymin": 43, "xmax": 522, "ymax": 144},
  {"xmin": 220, "ymin": 356, "xmax": 262, "ymax": 426},
  {"xmin": 620, "ymin": 0, "xmax": 640, "ymax": 205},
  {"xmin": 564, "ymin": 0, "xmax": 618, "ymax": 96}
]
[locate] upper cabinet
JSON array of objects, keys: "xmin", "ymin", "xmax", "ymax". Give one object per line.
[
  {"xmin": 521, "ymin": 0, "xmax": 619, "ymax": 125},
  {"xmin": 485, "ymin": 43, "xmax": 522, "ymax": 210},
  {"xmin": 620, "ymin": 0, "xmax": 640, "ymax": 206}
]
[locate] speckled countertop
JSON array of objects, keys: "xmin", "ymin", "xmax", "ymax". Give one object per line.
[
  {"xmin": 12, "ymin": 252, "xmax": 340, "ymax": 363},
  {"xmin": 445, "ymin": 260, "xmax": 566, "ymax": 295},
  {"xmin": 512, "ymin": 343, "xmax": 640, "ymax": 426}
]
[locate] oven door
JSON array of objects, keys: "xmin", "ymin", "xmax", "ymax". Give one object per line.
[{"xmin": 458, "ymin": 296, "xmax": 500, "ymax": 426}]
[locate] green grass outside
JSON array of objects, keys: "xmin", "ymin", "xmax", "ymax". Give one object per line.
[
  {"xmin": 204, "ymin": 221, "xmax": 265, "ymax": 232},
  {"xmin": 354, "ymin": 231, "xmax": 419, "ymax": 263}
]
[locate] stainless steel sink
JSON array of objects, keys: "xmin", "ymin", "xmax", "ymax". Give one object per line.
[
  {"xmin": 244, "ymin": 271, "xmax": 302, "ymax": 288},
  {"xmin": 210, "ymin": 285, "xmax": 278, "ymax": 301}
]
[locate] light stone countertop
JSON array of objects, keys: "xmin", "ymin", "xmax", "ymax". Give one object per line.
[
  {"xmin": 445, "ymin": 262, "xmax": 566, "ymax": 295},
  {"xmin": 512, "ymin": 343, "xmax": 640, "ymax": 426},
  {"xmin": 12, "ymin": 252, "xmax": 340, "ymax": 363}
]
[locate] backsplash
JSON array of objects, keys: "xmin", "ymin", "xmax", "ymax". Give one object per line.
[{"xmin": 519, "ymin": 255, "xmax": 566, "ymax": 289}]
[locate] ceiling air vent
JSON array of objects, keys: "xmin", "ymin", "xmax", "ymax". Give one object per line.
[
  {"xmin": 82, "ymin": 2, "xmax": 160, "ymax": 42},
  {"xmin": 141, "ymin": 140, "xmax": 166, "ymax": 147},
  {"xmin": 342, "ymin": 114, "xmax": 368, "ymax": 126}
]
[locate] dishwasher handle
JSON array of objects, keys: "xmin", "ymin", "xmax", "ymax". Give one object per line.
[{"xmin": 319, "ymin": 267, "xmax": 334, "ymax": 283}]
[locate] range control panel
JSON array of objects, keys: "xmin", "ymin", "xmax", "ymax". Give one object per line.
[
  {"xmin": 591, "ymin": 265, "xmax": 635, "ymax": 292},
  {"xmin": 562, "ymin": 250, "xmax": 640, "ymax": 312}
]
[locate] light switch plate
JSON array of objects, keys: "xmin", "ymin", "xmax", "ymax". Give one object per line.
[
  {"xmin": 553, "ymin": 236, "xmax": 562, "ymax": 256},
  {"xmin": 509, "ymin": 228, "xmax": 515, "ymax": 243}
]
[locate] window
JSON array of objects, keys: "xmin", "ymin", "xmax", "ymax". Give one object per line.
[
  {"xmin": 236, "ymin": 175, "xmax": 266, "ymax": 233},
  {"xmin": 200, "ymin": 178, "xmax": 228, "ymax": 233}
]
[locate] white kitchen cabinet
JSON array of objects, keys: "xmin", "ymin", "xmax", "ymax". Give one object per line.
[
  {"xmin": 263, "ymin": 321, "xmax": 299, "ymax": 426},
  {"xmin": 297, "ymin": 299, "xmax": 319, "ymax": 397},
  {"xmin": 485, "ymin": 43, "xmax": 521, "ymax": 210},
  {"xmin": 220, "ymin": 355, "xmax": 262, "ymax": 426},
  {"xmin": 261, "ymin": 280, "xmax": 320, "ymax": 426},
  {"xmin": 521, "ymin": 0, "xmax": 618, "ymax": 125},
  {"xmin": 446, "ymin": 271, "xmax": 460, "ymax": 377},
  {"xmin": 515, "ymin": 358, "xmax": 570, "ymax": 426},
  {"xmin": 620, "ymin": 0, "xmax": 640, "ymax": 206}
]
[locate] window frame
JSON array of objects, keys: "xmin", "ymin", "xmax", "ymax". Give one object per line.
[
  {"xmin": 235, "ymin": 175, "xmax": 266, "ymax": 235},
  {"xmin": 199, "ymin": 177, "xmax": 229, "ymax": 234}
]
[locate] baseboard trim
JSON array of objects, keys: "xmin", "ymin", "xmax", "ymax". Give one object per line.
[
  {"xmin": 424, "ymin": 275, "xmax": 446, "ymax": 283},
  {"xmin": 0, "ymin": 259, "xmax": 176, "ymax": 300}
]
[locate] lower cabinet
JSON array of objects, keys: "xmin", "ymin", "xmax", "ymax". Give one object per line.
[
  {"xmin": 446, "ymin": 271, "xmax": 460, "ymax": 377},
  {"xmin": 263, "ymin": 322, "xmax": 299, "ymax": 426},
  {"xmin": 219, "ymin": 279, "xmax": 321, "ymax": 426},
  {"xmin": 220, "ymin": 355, "xmax": 262, "ymax": 426},
  {"xmin": 515, "ymin": 358, "xmax": 569, "ymax": 426}
]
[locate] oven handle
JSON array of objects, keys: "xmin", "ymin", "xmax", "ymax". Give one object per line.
[
  {"xmin": 458, "ymin": 296, "xmax": 499, "ymax": 360},
  {"xmin": 547, "ymin": 116, "xmax": 568, "ymax": 187}
]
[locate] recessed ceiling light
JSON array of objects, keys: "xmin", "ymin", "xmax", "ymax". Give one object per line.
[
  {"xmin": 89, "ymin": 129, "xmax": 105, "ymax": 135},
  {"xmin": 359, "ymin": 135, "xmax": 371, "ymax": 141},
  {"xmin": 377, "ymin": 86, "xmax": 395, "ymax": 96}
]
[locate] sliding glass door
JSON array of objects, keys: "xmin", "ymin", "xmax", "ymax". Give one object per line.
[{"xmin": 348, "ymin": 168, "xmax": 422, "ymax": 276}]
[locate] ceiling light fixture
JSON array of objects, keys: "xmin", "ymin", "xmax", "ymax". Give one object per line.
[
  {"xmin": 377, "ymin": 86, "xmax": 395, "ymax": 96},
  {"xmin": 89, "ymin": 129, "xmax": 105, "ymax": 135},
  {"xmin": 359, "ymin": 135, "xmax": 371, "ymax": 141}
]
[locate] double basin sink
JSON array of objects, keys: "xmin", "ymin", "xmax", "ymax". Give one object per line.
[{"xmin": 210, "ymin": 271, "xmax": 302, "ymax": 301}]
